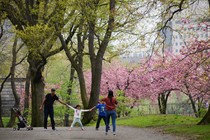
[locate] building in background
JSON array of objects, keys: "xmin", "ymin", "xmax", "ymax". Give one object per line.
[
  {"xmin": 121, "ymin": 0, "xmax": 209, "ymax": 62},
  {"xmin": 166, "ymin": 0, "xmax": 209, "ymax": 55},
  {"xmin": 1, "ymin": 78, "xmax": 25, "ymax": 116}
]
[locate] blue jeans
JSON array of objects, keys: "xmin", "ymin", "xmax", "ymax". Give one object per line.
[{"xmin": 106, "ymin": 110, "xmax": 117, "ymax": 132}]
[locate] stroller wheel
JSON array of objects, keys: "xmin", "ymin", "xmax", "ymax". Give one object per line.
[
  {"xmin": 30, "ymin": 127, "xmax": 33, "ymax": 130},
  {"xmin": 13, "ymin": 127, "xmax": 16, "ymax": 131},
  {"xmin": 17, "ymin": 127, "xmax": 20, "ymax": 130}
]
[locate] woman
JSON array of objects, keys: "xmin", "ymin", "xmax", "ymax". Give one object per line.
[{"xmin": 102, "ymin": 90, "xmax": 118, "ymax": 135}]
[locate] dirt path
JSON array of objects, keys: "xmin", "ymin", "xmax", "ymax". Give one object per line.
[{"xmin": 0, "ymin": 126, "xmax": 185, "ymax": 140}]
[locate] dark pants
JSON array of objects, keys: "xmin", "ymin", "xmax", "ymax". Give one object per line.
[
  {"xmin": 106, "ymin": 110, "xmax": 117, "ymax": 132},
  {"xmin": 96, "ymin": 115, "xmax": 106, "ymax": 129},
  {"xmin": 44, "ymin": 107, "xmax": 55, "ymax": 129}
]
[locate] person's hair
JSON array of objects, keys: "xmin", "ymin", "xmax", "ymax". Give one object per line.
[
  {"xmin": 108, "ymin": 90, "xmax": 114, "ymax": 98},
  {"xmin": 75, "ymin": 105, "xmax": 81, "ymax": 108},
  {"xmin": 51, "ymin": 88, "xmax": 56, "ymax": 92},
  {"xmin": 108, "ymin": 90, "xmax": 114, "ymax": 103}
]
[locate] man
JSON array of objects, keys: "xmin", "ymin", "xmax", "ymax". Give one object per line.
[{"xmin": 39, "ymin": 88, "xmax": 66, "ymax": 130}]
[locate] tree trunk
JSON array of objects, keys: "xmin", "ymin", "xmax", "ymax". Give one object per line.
[
  {"xmin": 77, "ymin": 69, "xmax": 89, "ymax": 108},
  {"xmin": 7, "ymin": 37, "xmax": 20, "ymax": 127},
  {"xmin": 197, "ymin": 97, "xmax": 204, "ymax": 118},
  {"xmin": 23, "ymin": 68, "xmax": 30, "ymax": 119},
  {"xmin": 30, "ymin": 68, "xmax": 45, "ymax": 127},
  {"xmin": 0, "ymin": 21, "xmax": 5, "ymax": 127},
  {"xmin": 64, "ymin": 66, "xmax": 75, "ymax": 126},
  {"xmin": 198, "ymin": 105, "xmax": 210, "ymax": 125},
  {"xmin": 6, "ymin": 77, "xmax": 20, "ymax": 127},
  {"xmin": 158, "ymin": 94, "xmax": 166, "ymax": 114},
  {"xmin": 82, "ymin": 0, "xmax": 116, "ymax": 124},
  {"xmin": 0, "ymin": 89, "xmax": 3, "ymax": 127},
  {"xmin": 82, "ymin": 60, "xmax": 102, "ymax": 124},
  {"xmin": 158, "ymin": 91, "xmax": 170, "ymax": 114},
  {"xmin": 0, "ymin": 74, "xmax": 11, "ymax": 127},
  {"xmin": 188, "ymin": 94, "xmax": 198, "ymax": 118}
]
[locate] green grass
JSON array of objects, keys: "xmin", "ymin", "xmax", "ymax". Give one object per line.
[
  {"xmin": 2, "ymin": 117, "xmax": 10, "ymax": 126},
  {"xmin": 117, "ymin": 114, "xmax": 210, "ymax": 140},
  {"xmin": 164, "ymin": 124, "xmax": 210, "ymax": 140}
]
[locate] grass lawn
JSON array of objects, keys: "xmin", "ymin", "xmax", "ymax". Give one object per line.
[
  {"xmin": 117, "ymin": 114, "xmax": 210, "ymax": 140},
  {"xmin": 2, "ymin": 117, "xmax": 11, "ymax": 127}
]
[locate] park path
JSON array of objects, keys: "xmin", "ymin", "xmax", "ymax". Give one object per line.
[{"xmin": 0, "ymin": 126, "xmax": 186, "ymax": 140}]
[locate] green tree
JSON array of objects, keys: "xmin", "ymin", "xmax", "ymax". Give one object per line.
[
  {"xmin": 0, "ymin": 19, "xmax": 8, "ymax": 127},
  {"xmin": 57, "ymin": 0, "xmax": 142, "ymax": 123},
  {"xmin": 0, "ymin": 0, "xmax": 71, "ymax": 126}
]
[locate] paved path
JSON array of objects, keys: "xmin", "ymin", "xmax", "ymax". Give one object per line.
[{"xmin": 0, "ymin": 126, "xmax": 185, "ymax": 140}]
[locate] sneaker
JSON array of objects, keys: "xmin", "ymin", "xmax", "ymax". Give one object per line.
[
  {"xmin": 105, "ymin": 132, "xmax": 108, "ymax": 135},
  {"xmin": 52, "ymin": 128, "xmax": 57, "ymax": 131},
  {"xmin": 68, "ymin": 128, "xmax": 72, "ymax": 131},
  {"xmin": 44, "ymin": 128, "xmax": 47, "ymax": 131},
  {"xmin": 81, "ymin": 127, "xmax": 84, "ymax": 131},
  {"xmin": 96, "ymin": 128, "xmax": 99, "ymax": 131},
  {"xmin": 113, "ymin": 132, "xmax": 116, "ymax": 135}
]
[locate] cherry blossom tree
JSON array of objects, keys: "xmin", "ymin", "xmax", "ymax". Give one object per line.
[
  {"xmin": 144, "ymin": 39, "xmax": 210, "ymax": 118},
  {"xmin": 179, "ymin": 39, "xmax": 210, "ymax": 122},
  {"xmin": 142, "ymin": 46, "xmax": 210, "ymax": 116},
  {"xmin": 85, "ymin": 38, "xmax": 210, "ymax": 121},
  {"xmin": 85, "ymin": 61, "xmax": 144, "ymax": 117}
]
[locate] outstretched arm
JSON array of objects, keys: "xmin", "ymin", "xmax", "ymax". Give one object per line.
[
  {"xmin": 66, "ymin": 104, "xmax": 76, "ymax": 110},
  {"xmin": 57, "ymin": 99, "xmax": 67, "ymax": 106},
  {"xmin": 81, "ymin": 109, "xmax": 91, "ymax": 112},
  {"xmin": 82, "ymin": 106, "xmax": 96, "ymax": 112},
  {"xmin": 90, "ymin": 106, "xmax": 96, "ymax": 111}
]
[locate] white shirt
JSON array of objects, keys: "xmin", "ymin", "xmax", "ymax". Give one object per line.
[{"xmin": 67, "ymin": 105, "xmax": 89, "ymax": 118}]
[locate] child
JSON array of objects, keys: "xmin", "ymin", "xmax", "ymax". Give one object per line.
[
  {"xmin": 92, "ymin": 100, "xmax": 107, "ymax": 130},
  {"xmin": 66, "ymin": 104, "xmax": 91, "ymax": 130}
]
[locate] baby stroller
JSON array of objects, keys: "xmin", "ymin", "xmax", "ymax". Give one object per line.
[{"xmin": 12, "ymin": 108, "xmax": 33, "ymax": 131}]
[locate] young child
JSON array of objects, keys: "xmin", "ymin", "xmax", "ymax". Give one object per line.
[
  {"xmin": 92, "ymin": 100, "xmax": 107, "ymax": 130},
  {"xmin": 66, "ymin": 104, "xmax": 91, "ymax": 130}
]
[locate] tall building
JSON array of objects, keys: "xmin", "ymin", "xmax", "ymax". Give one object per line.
[
  {"xmin": 121, "ymin": 0, "xmax": 209, "ymax": 62},
  {"xmin": 170, "ymin": 0, "xmax": 209, "ymax": 55}
]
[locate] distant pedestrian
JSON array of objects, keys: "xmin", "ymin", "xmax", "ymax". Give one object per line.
[
  {"xmin": 102, "ymin": 90, "xmax": 118, "ymax": 135},
  {"xmin": 40, "ymin": 88, "xmax": 66, "ymax": 130},
  {"xmin": 66, "ymin": 104, "xmax": 92, "ymax": 131}
]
